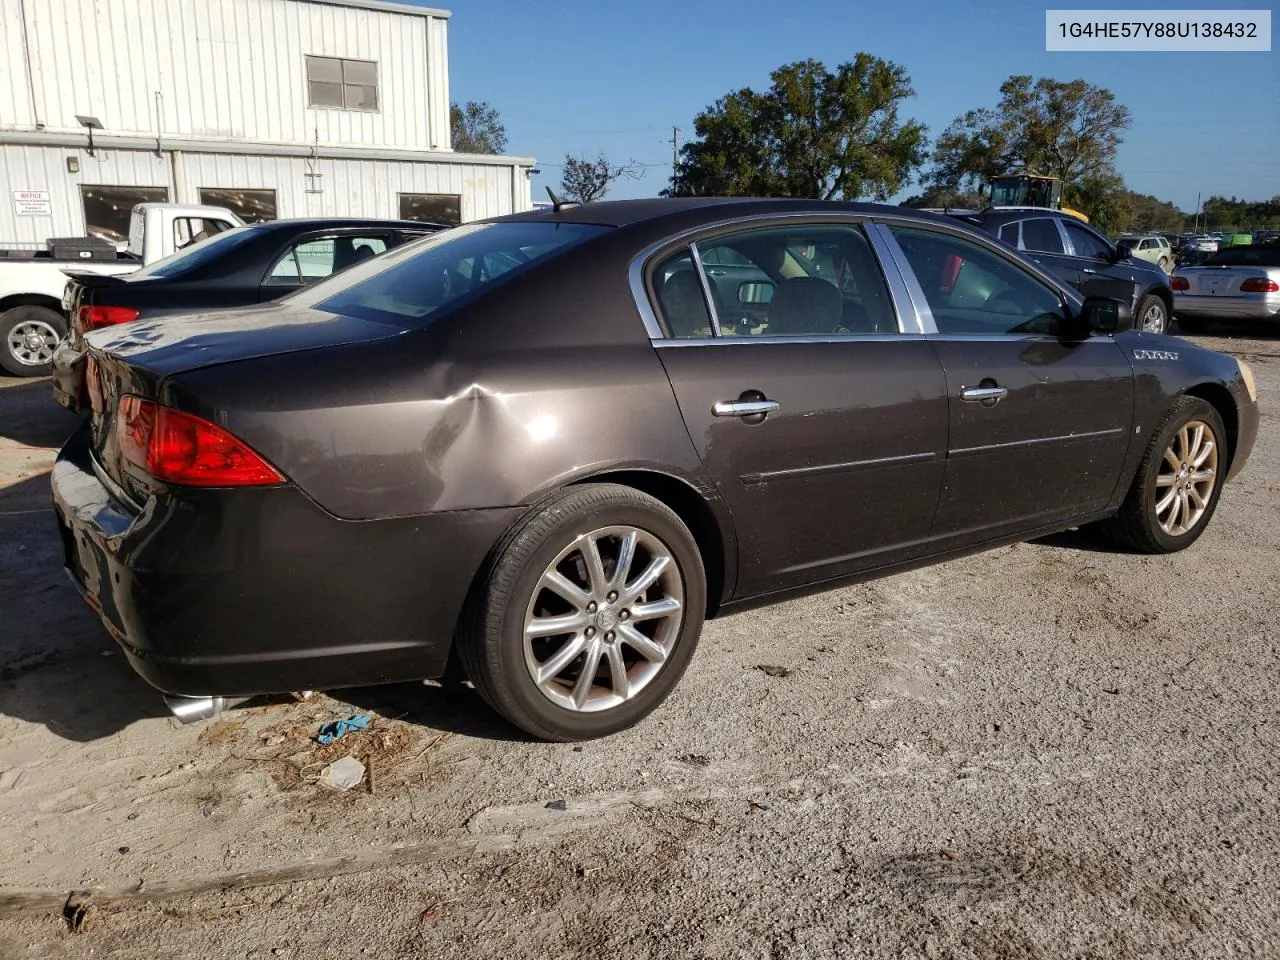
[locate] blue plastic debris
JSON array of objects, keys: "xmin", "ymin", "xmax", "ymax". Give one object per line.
[{"xmin": 316, "ymin": 714, "xmax": 371, "ymax": 745}]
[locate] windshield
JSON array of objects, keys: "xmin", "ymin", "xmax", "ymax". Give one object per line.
[
  {"xmin": 288, "ymin": 221, "xmax": 609, "ymax": 327},
  {"xmin": 131, "ymin": 225, "xmax": 264, "ymax": 279},
  {"xmin": 1206, "ymin": 247, "xmax": 1280, "ymax": 267}
]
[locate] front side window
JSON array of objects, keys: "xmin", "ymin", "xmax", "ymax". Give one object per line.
[
  {"xmin": 675, "ymin": 223, "xmax": 897, "ymax": 337},
  {"xmin": 1020, "ymin": 218, "xmax": 1065, "ymax": 254},
  {"xmin": 888, "ymin": 226, "xmax": 1066, "ymax": 336},
  {"xmin": 266, "ymin": 235, "xmax": 389, "ymax": 285},
  {"xmin": 306, "ymin": 55, "xmax": 379, "ymax": 110},
  {"xmin": 1064, "ymin": 221, "xmax": 1112, "ymax": 259}
]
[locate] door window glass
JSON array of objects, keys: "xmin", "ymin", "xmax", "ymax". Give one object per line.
[
  {"xmin": 998, "ymin": 223, "xmax": 1020, "ymax": 246},
  {"xmin": 653, "ymin": 251, "xmax": 713, "ymax": 338},
  {"xmin": 173, "ymin": 217, "xmax": 233, "ymax": 249},
  {"xmin": 888, "ymin": 226, "xmax": 1066, "ymax": 336},
  {"xmin": 266, "ymin": 235, "xmax": 388, "ymax": 285},
  {"xmin": 1020, "ymin": 219, "xmax": 1065, "ymax": 254},
  {"xmin": 1063, "ymin": 221, "xmax": 1112, "ymax": 259},
  {"xmin": 695, "ymin": 223, "xmax": 897, "ymax": 336}
]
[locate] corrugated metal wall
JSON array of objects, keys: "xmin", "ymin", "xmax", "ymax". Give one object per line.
[
  {"xmin": 1, "ymin": 0, "xmax": 451, "ymax": 151},
  {"xmin": 0, "ymin": 144, "xmax": 529, "ymax": 242},
  {"xmin": 0, "ymin": 144, "xmax": 174, "ymax": 244}
]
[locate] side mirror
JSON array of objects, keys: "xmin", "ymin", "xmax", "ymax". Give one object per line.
[{"xmin": 1077, "ymin": 296, "xmax": 1131, "ymax": 335}]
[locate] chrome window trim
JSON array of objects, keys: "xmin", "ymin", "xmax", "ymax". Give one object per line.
[
  {"xmin": 687, "ymin": 240, "xmax": 723, "ymax": 337},
  {"xmin": 654, "ymin": 333, "xmax": 926, "ymax": 348},
  {"xmin": 862, "ymin": 222, "xmax": 918, "ymax": 334},
  {"xmin": 865, "ymin": 222, "xmax": 934, "ymax": 334}
]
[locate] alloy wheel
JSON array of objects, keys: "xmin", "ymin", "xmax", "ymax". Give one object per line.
[
  {"xmin": 1154, "ymin": 419, "xmax": 1218, "ymax": 537},
  {"xmin": 6, "ymin": 318, "xmax": 60, "ymax": 366},
  {"xmin": 523, "ymin": 525, "xmax": 684, "ymax": 713},
  {"xmin": 1141, "ymin": 300, "xmax": 1167, "ymax": 333}
]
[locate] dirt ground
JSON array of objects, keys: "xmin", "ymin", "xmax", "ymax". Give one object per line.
[{"xmin": 1, "ymin": 330, "xmax": 1277, "ymax": 959}]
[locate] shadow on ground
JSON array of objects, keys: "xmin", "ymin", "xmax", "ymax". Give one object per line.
[{"xmin": 0, "ymin": 376, "xmax": 82, "ymax": 448}]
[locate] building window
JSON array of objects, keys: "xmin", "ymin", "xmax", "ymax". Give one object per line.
[
  {"xmin": 80, "ymin": 185, "xmax": 170, "ymax": 245},
  {"xmin": 199, "ymin": 187, "xmax": 278, "ymax": 223},
  {"xmin": 399, "ymin": 193, "xmax": 461, "ymax": 226},
  {"xmin": 306, "ymin": 55, "xmax": 379, "ymax": 110}
]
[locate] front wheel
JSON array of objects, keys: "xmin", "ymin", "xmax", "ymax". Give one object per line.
[
  {"xmin": 1, "ymin": 305, "xmax": 66, "ymax": 377},
  {"xmin": 458, "ymin": 484, "xmax": 706, "ymax": 741},
  {"xmin": 1136, "ymin": 294, "xmax": 1169, "ymax": 334},
  {"xmin": 1100, "ymin": 396, "xmax": 1227, "ymax": 553}
]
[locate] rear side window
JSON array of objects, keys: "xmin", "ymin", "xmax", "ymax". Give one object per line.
[
  {"xmin": 130, "ymin": 225, "xmax": 262, "ymax": 279},
  {"xmin": 1207, "ymin": 247, "xmax": 1280, "ymax": 267},
  {"xmin": 1020, "ymin": 219, "xmax": 1064, "ymax": 254},
  {"xmin": 653, "ymin": 251, "xmax": 713, "ymax": 338},
  {"xmin": 294, "ymin": 221, "xmax": 608, "ymax": 326}
]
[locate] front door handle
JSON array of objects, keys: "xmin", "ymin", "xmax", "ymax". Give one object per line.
[
  {"xmin": 960, "ymin": 385, "xmax": 1008, "ymax": 405},
  {"xmin": 713, "ymin": 399, "xmax": 780, "ymax": 418},
  {"xmin": 706, "ymin": 268, "xmax": 727, "ymax": 278},
  {"xmin": 1082, "ymin": 268, "xmax": 1098, "ymax": 274}
]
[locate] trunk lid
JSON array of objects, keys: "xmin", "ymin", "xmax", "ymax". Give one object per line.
[{"xmin": 1176, "ymin": 264, "xmax": 1279, "ymax": 296}]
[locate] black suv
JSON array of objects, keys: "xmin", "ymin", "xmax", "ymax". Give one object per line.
[{"xmin": 953, "ymin": 209, "xmax": 1175, "ymax": 334}]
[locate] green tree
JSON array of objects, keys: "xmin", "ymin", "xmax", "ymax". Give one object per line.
[
  {"xmin": 931, "ymin": 76, "xmax": 1131, "ymax": 191},
  {"xmin": 668, "ymin": 56, "xmax": 927, "ymax": 201},
  {"xmin": 899, "ymin": 184, "xmax": 984, "ymax": 210},
  {"xmin": 559, "ymin": 154, "xmax": 640, "ymax": 204},
  {"xmin": 450, "ymin": 101, "xmax": 507, "ymax": 154}
]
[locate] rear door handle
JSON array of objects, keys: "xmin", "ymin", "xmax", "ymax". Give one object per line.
[
  {"xmin": 706, "ymin": 268, "xmax": 727, "ymax": 277},
  {"xmin": 960, "ymin": 386, "xmax": 1008, "ymax": 404},
  {"xmin": 713, "ymin": 399, "xmax": 780, "ymax": 418},
  {"xmin": 1082, "ymin": 268, "xmax": 1098, "ymax": 274}
]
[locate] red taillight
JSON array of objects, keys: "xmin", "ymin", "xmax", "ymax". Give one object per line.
[
  {"xmin": 79, "ymin": 304, "xmax": 139, "ymax": 331},
  {"xmin": 1240, "ymin": 277, "xmax": 1279, "ymax": 293},
  {"xmin": 1170, "ymin": 276, "xmax": 1190, "ymax": 291},
  {"xmin": 117, "ymin": 397, "xmax": 285, "ymax": 487}
]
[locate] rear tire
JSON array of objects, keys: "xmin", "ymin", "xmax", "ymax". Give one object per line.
[
  {"xmin": 1099, "ymin": 396, "xmax": 1227, "ymax": 553},
  {"xmin": 0, "ymin": 305, "xmax": 66, "ymax": 377},
  {"xmin": 458, "ymin": 483, "xmax": 706, "ymax": 741}
]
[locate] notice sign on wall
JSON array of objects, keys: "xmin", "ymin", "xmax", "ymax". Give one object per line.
[{"xmin": 13, "ymin": 190, "xmax": 53, "ymax": 216}]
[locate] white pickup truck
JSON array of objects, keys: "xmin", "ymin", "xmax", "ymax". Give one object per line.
[{"xmin": 0, "ymin": 203, "xmax": 243, "ymax": 376}]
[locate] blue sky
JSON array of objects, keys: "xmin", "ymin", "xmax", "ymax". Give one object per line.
[{"xmin": 440, "ymin": 0, "xmax": 1278, "ymax": 211}]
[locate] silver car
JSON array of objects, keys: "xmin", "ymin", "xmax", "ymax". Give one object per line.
[{"xmin": 1172, "ymin": 245, "xmax": 1280, "ymax": 332}]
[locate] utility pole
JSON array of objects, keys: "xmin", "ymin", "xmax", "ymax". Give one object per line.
[
  {"xmin": 1194, "ymin": 191, "xmax": 1201, "ymax": 234},
  {"xmin": 670, "ymin": 126, "xmax": 680, "ymax": 174}
]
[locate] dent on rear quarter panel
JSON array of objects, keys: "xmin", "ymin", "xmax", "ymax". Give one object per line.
[{"xmin": 166, "ymin": 247, "xmax": 708, "ymax": 521}]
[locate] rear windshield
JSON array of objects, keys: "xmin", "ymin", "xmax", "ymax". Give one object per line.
[
  {"xmin": 289, "ymin": 221, "xmax": 609, "ymax": 326},
  {"xmin": 1206, "ymin": 247, "xmax": 1280, "ymax": 267},
  {"xmin": 130, "ymin": 225, "xmax": 263, "ymax": 279}
]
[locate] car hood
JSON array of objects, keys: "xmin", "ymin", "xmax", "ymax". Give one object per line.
[{"xmin": 83, "ymin": 303, "xmax": 405, "ymax": 377}]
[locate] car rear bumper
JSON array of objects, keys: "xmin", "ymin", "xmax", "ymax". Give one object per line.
[
  {"xmin": 1174, "ymin": 294, "xmax": 1280, "ymax": 320},
  {"xmin": 51, "ymin": 422, "xmax": 521, "ymax": 698},
  {"xmin": 50, "ymin": 338, "xmax": 85, "ymax": 412}
]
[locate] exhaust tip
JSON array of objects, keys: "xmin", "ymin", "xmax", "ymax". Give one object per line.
[{"xmin": 163, "ymin": 695, "xmax": 227, "ymax": 724}]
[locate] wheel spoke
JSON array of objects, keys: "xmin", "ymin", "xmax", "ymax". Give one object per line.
[
  {"xmin": 629, "ymin": 596, "xmax": 681, "ymax": 622},
  {"xmin": 1155, "ymin": 487, "xmax": 1177, "ymax": 515},
  {"xmin": 610, "ymin": 531, "xmax": 638, "ymax": 589},
  {"xmin": 1155, "ymin": 474, "xmax": 1176, "ymax": 488},
  {"xmin": 526, "ymin": 611, "xmax": 589, "ymax": 639},
  {"xmin": 1187, "ymin": 424, "xmax": 1205, "ymax": 464},
  {"xmin": 1163, "ymin": 448, "xmax": 1181, "ymax": 472},
  {"xmin": 623, "ymin": 555, "xmax": 670, "ymax": 601},
  {"xmin": 604, "ymin": 644, "xmax": 629, "ymax": 699},
  {"xmin": 571, "ymin": 642, "xmax": 603, "ymax": 708},
  {"xmin": 1188, "ymin": 486, "xmax": 1207, "ymax": 510},
  {"xmin": 618, "ymin": 623, "xmax": 667, "ymax": 664},
  {"xmin": 536, "ymin": 634, "xmax": 588, "ymax": 685},
  {"xmin": 1190, "ymin": 469, "xmax": 1215, "ymax": 484},
  {"xmin": 1177, "ymin": 426, "xmax": 1190, "ymax": 463},
  {"xmin": 1193, "ymin": 442, "xmax": 1215, "ymax": 468},
  {"xmin": 582, "ymin": 535, "xmax": 608, "ymax": 596},
  {"xmin": 541, "ymin": 569, "xmax": 590, "ymax": 609}
]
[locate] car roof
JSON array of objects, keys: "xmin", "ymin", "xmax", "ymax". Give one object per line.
[{"xmin": 491, "ymin": 197, "xmax": 960, "ymax": 230}]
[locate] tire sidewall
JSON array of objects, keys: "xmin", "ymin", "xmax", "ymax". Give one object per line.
[
  {"xmin": 486, "ymin": 489, "xmax": 706, "ymax": 740},
  {"xmin": 0, "ymin": 305, "xmax": 67, "ymax": 377},
  {"xmin": 1134, "ymin": 398, "xmax": 1227, "ymax": 551}
]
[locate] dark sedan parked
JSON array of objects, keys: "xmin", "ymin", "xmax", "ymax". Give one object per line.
[
  {"xmin": 957, "ymin": 208, "xmax": 1175, "ymax": 335},
  {"xmin": 53, "ymin": 199, "xmax": 1259, "ymax": 741},
  {"xmin": 51, "ymin": 218, "xmax": 441, "ymax": 410}
]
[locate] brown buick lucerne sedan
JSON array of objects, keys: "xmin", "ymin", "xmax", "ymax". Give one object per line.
[{"xmin": 53, "ymin": 199, "xmax": 1259, "ymax": 740}]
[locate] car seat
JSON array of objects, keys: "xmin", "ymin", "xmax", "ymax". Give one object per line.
[{"xmin": 767, "ymin": 277, "xmax": 843, "ymax": 336}]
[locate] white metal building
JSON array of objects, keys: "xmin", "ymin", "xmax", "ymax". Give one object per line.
[{"xmin": 0, "ymin": 0, "xmax": 534, "ymax": 246}]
